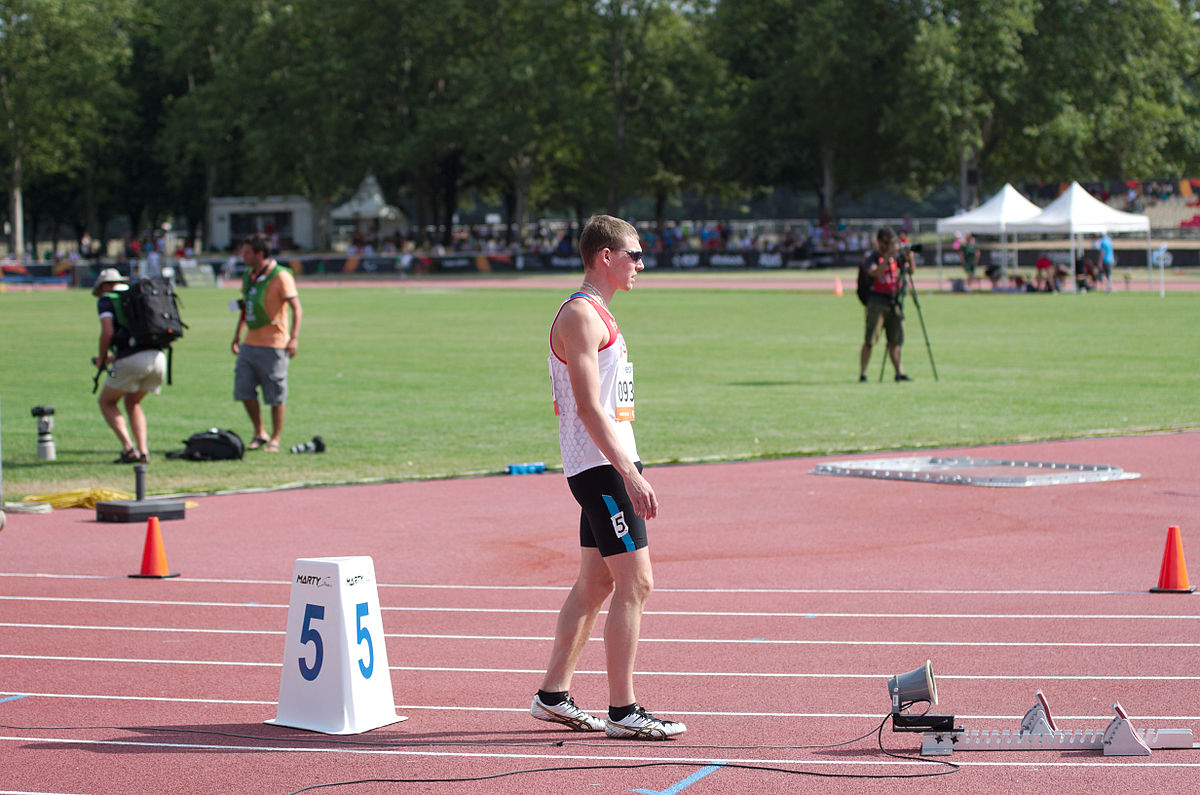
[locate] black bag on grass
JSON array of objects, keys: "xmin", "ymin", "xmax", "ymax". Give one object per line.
[{"xmin": 171, "ymin": 429, "xmax": 244, "ymax": 461}]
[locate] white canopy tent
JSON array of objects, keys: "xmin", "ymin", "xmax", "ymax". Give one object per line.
[
  {"xmin": 331, "ymin": 174, "xmax": 406, "ymax": 248},
  {"xmin": 935, "ymin": 183, "xmax": 1043, "ymax": 288},
  {"xmin": 331, "ymin": 174, "xmax": 402, "ymax": 222},
  {"xmin": 1007, "ymin": 181, "xmax": 1156, "ymax": 294}
]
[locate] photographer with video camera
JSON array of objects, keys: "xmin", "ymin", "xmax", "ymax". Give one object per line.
[{"xmin": 858, "ymin": 227, "xmax": 913, "ymax": 383}]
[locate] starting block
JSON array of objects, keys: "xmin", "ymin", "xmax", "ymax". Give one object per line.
[
  {"xmin": 266, "ymin": 556, "xmax": 405, "ymax": 734},
  {"xmin": 921, "ymin": 691, "xmax": 1195, "ymax": 756},
  {"xmin": 96, "ymin": 464, "xmax": 185, "ymax": 522}
]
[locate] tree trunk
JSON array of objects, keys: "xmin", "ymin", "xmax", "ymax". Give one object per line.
[
  {"xmin": 655, "ymin": 191, "xmax": 667, "ymax": 248},
  {"xmin": 510, "ymin": 153, "xmax": 531, "ymax": 247},
  {"xmin": 97, "ymin": 212, "xmax": 111, "ymax": 259},
  {"xmin": 310, "ymin": 197, "xmax": 330, "ymax": 251},
  {"xmin": 409, "ymin": 167, "xmax": 430, "ymax": 247},
  {"xmin": 607, "ymin": 21, "xmax": 627, "ymax": 216},
  {"xmin": 27, "ymin": 210, "xmax": 39, "ymax": 259},
  {"xmin": 502, "ymin": 189, "xmax": 516, "ymax": 246},
  {"xmin": 10, "ymin": 152, "xmax": 24, "ymax": 259},
  {"xmin": 203, "ymin": 160, "xmax": 216, "ymax": 251},
  {"xmin": 440, "ymin": 155, "xmax": 460, "ymax": 247},
  {"xmin": 960, "ymin": 149, "xmax": 980, "ymax": 210},
  {"xmin": 820, "ymin": 143, "xmax": 837, "ymax": 219}
]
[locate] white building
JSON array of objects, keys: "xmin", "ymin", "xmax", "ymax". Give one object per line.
[{"xmin": 208, "ymin": 196, "xmax": 314, "ymax": 250}]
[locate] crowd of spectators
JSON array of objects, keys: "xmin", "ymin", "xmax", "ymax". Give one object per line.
[
  {"xmin": 6, "ymin": 216, "xmax": 891, "ymax": 269},
  {"xmin": 338, "ymin": 214, "xmax": 889, "ymax": 259},
  {"xmin": 0, "ymin": 227, "xmax": 200, "ymax": 271},
  {"xmin": 10, "ymin": 177, "xmax": 1200, "ymax": 267},
  {"xmin": 1022, "ymin": 179, "xmax": 1181, "ymax": 213}
]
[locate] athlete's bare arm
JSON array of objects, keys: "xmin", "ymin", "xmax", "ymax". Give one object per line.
[{"xmin": 552, "ymin": 299, "xmax": 658, "ymax": 519}]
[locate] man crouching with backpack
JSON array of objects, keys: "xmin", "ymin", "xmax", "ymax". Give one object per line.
[{"xmin": 94, "ymin": 268, "xmax": 166, "ymax": 464}]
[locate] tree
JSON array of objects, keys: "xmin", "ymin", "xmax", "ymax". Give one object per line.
[
  {"xmin": 711, "ymin": 0, "xmax": 913, "ymax": 218},
  {"xmin": 232, "ymin": 0, "xmax": 368, "ymax": 249},
  {"xmin": 891, "ymin": 0, "xmax": 1037, "ymax": 207},
  {"xmin": 894, "ymin": 0, "xmax": 1200, "ymax": 203},
  {"xmin": 156, "ymin": 0, "xmax": 371, "ymax": 250},
  {"xmin": 449, "ymin": 0, "xmax": 589, "ymax": 241},
  {"xmin": 1010, "ymin": 0, "xmax": 1200, "ymax": 183},
  {"xmin": 0, "ymin": 0, "xmax": 134, "ymax": 257},
  {"xmin": 342, "ymin": 0, "xmax": 479, "ymax": 244},
  {"xmin": 634, "ymin": 4, "xmax": 739, "ymax": 234},
  {"xmin": 156, "ymin": 0, "xmax": 259, "ymax": 250}
]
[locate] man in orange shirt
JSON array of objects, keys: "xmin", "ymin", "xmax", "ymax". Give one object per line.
[{"xmin": 231, "ymin": 234, "xmax": 303, "ymax": 452}]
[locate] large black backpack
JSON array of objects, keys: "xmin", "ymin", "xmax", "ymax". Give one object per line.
[
  {"xmin": 118, "ymin": 277, "xmax": 186, "ymax": 348},
  {"xmin": 169, "ymin": 429, "xmax": 245, "ymax": 461},
  {"xmin": 113, "ymin": 277, "xmax": 186, "ymax": 383},
  {"xmin": 857, "ymin": 258, "xmax": 873, "ymax": 305}
]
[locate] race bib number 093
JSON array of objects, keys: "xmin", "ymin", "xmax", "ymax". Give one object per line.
[{"xmin": 615, "ymin": 361, "xmax": 635, "ymax": 421}]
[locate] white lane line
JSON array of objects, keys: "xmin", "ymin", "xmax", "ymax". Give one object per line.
[
  {"xmin": 4, "ymin": 691, "xmax": 1200, "ymax": 722},
  {"xmin": 1, "ymin": 734, "xmax": 1199, "ymax": 769},
  {"xmin": 0, "ymin": 623, "xmax": 283, "ymax": 635},
  {"xmin": 0, "ymin": 595, "xmax": 287, "ymax": 608},
  {"xmin": 0, "ymin": 572, "xmax": 1150, "ymax": 596},
  {"xmin": 2, "ymin": 623, "xmax": 1197, "ymax": 649},
  {"xmin": 3, "ymin": 655, "xmax": 1197, "ymax": 680},
  {"xmin": 2, "ymin": 596, "xmax": 1193, "ymax": 620}
]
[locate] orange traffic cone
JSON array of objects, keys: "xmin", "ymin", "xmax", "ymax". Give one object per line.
[
  {"xmin": 129, "ymin": 517, "xmax": 180, "ymax": 579},
  {"xmin": 834, "ymin": 276, "xmax": 844, "ymax": 296},
  {"xmin": 1150, "ymin": 525, "xmax": 1194, "ymax": 593}
]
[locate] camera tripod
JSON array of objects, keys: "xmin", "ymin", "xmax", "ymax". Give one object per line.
[{"xmin": 878, "ymin": 251, "xmax": 939, "ymax": 382}]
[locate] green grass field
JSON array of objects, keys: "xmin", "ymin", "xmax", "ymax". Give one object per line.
[{"xmin": 1, "ymin": 274, "xmax": 1194, "ymax": 500}]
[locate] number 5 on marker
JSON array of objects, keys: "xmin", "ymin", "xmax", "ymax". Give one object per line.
[
  {"xmin": 299, "ymin": 603, "xmax": 325, "ymax": 681},
  {"xmin": 356, "ymin": 601, "xmax": 374, "ymax": 678}
]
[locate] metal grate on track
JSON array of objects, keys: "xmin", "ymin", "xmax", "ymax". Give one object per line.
[{"xmin": 810, "ymin": 456, "xmax": 1140, "ymax": 487}]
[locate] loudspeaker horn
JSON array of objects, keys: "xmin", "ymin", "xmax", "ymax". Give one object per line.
[{"xmin": 889, "ymin": 659, "xmax": 938, "ymax": 711}]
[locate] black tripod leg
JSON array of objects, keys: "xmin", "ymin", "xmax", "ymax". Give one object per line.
[{"xmin": 908, "ymin": 282, "xmax": 939, "ymax": 382}]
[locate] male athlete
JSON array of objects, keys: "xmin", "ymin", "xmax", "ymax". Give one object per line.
[{"xmin": 530, "ymin": 215, "xmax": 686, "ymax": 740}]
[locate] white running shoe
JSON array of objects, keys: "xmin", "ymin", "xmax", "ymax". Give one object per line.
[
  {"xmin": 530, "ymin": 693, "xmax": 605, "ymax": 731},
  {"xmin": 605, "ymin": 704, "xmax": 687, "ymax": 739}
]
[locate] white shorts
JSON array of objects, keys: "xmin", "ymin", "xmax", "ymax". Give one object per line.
[{"xmin": 105, "ymin": 349, "xmax": 166, "ymax": 394}]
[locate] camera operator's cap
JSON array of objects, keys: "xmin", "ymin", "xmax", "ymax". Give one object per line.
[{"xmin": 92, "ymin": 267, "xmax": 129, "ymax": 296}]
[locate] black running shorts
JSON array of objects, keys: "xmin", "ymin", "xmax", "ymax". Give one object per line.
[{"xmin": 566, "ymin": 463, "xmax": 648, "ymax": 557}]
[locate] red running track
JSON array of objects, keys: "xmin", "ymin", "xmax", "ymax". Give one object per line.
[{"xmin": 2, "ymin": 433, "xmax": 1199, "ymax": 794}]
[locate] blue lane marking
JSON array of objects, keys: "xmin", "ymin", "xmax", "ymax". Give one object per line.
[
  {"xmin": 1, "ymin": 695, "xmax": 30, "ymax": 704},
  {"xmin": 602, "ymin": 494, "xmax": 635, "ymax": 553},
  {"xmin": 632, "ymin": 761, "xmax": 726, "ymax": 795}
]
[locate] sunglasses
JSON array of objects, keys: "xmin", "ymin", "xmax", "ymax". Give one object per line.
[{"xmin": 623, "ymin": 249, "xmax": 643, "ymax": 262}]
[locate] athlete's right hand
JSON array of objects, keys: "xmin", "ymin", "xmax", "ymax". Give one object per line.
[{"xmin": 625, "ymin": 470, "xmax": 658, "ymax": 520}]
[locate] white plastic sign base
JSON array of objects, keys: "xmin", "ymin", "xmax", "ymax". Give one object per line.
[{"xmin": 267, "ymin": 556, "xmax": 405, "ymax": 734}]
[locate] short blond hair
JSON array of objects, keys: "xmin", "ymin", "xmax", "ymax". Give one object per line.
[{"xmin": 579, "ymin": 215, "xmax": 638, "ymax": 268}]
